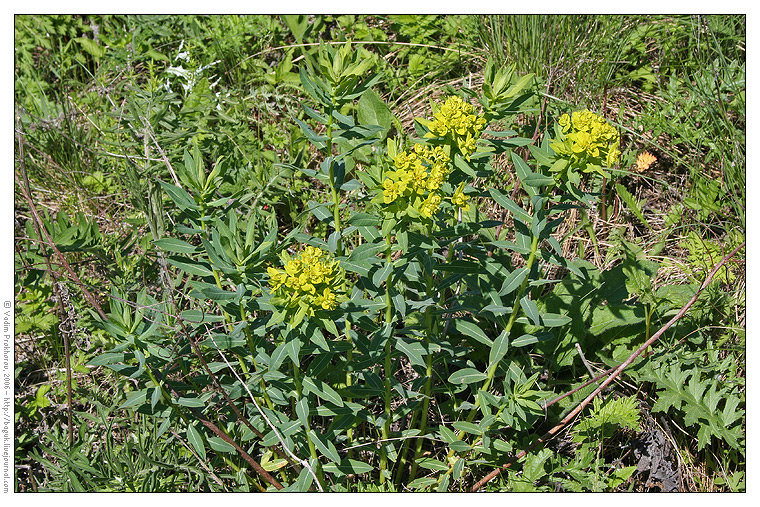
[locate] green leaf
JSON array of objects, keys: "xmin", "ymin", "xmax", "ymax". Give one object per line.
[
  {"xmin": 190, "ymin": 282, "xmax": 237, "ymax": 302},
  {"xmin": 119, "ymin": 389, "xmax": 147, "ymax": 409},
  {"xmin": 347, "ymin": 241, "xmax": 386, "ymax": 262},
  {"xmin": 269, "ymin": 342, "xmax": 289, "ymax": 372},
  {"xmin": 452, "ymin": 421, "xmax": 482, "ymax": 435},
  {"xmin": 452, "ymin": 457, "xmax": 465, "ymax": 480},
  {"xmin": 438, "ymin": 426, "xmax": 457, "ymax": 443},
  {"xmin": 511, "ymin": 333, "xmax": 552, "ymax": 347},
  {"xmin": 307, "ymin": 201, "xmax": 333, "ymax": 222},
  {"xmin": 500, "ymin": 267, "xmax": 529, "ymax": 295},
  {"xmin": 488, "ymin": 329, "xmax": 510, "ymax": 369},
  {"xmin": 357, "ymin": 89, "xmax": 393, "ymax": 134},
  {"xmin": 448, "ymin": 440, "xmax": 472, "ymax": 453},
  {"xmin": 302, "ymin": 376, "xmax": 344, "ymax": 407},
  {"xmin": 408, "ymin": 477, "xmax": 438, "ymax": 490},
  {"xmin": 177, "ymin": 397, "xmax": 205, "ymax": 408},
  {"xmin": 435, "ymin": 260, "xmax": 481, "ymax": 273},
  {"xmin": 616, "ymin": 183, "xmax": 652, "ymax": 231},
  {"xmin": 323, "ymin": 459, "xmax": 374, "ymax": 476},
  {"xmin": 415, "ymin": 457, "xmax": 449, "ymax": 471},
  {"xmin": 512, "ymin": 152, "xmax": 539, "ymax": 197},
  {"xmin": 540, "ymin": 313, "xmax": 571, "ymax": 327},
  {"xmin": 520, "ymin": 296, "xmax": 540, "ymax": 326},
  {"xmin": 295, "ymin": 462, "xmax": 315, "ymax": 491},
  {"xmin": 87, "ymin": 352, "xmax": 126, "ymax": 367},
  {"xmin": 207, "ymin": 436, "xmax": 236, "ymax": 454},
  {"xmin": 186, "ymin": 423, "xmax": 207, "ymax": 461},
  {"xmin": 489, "ymin": 188, "xmax": 532, "ymax": 224},
  {"xmin": 448, "ymin": 368, "xmax": 487, "ymax": 385},
  {"xmin": 153, "ymin": 237, "xmax": 198, "ymax": 254},
  {"xmin": 167, "ymin": 256, "xmax": 213, "ymax": 277},
  {"xmin": 522, "ymin": 172, "xmax": 555, "ymax": 188},
  {"xmin": 289, "ymin": 398, "xmax": 309, "ymax": 433},
  {"xmin": 158, "ymin": 180, "xmax": 199, "ymax": 211},
  {"xmin": 395, "ymin": 338, "xmax": 428, "ymax": 368},
  {"xmin": 75, "ymin": 37, "xmax": 105, "ymax": 58},
  {"xmin": 309, "ymin": 430, "xmax": 341, "ymax": 463},
  {"xmin": 348, "ymin": 212, "xmax": 380, "ymax": 227},
  {"xmin": 454, "ymin": 320, "xmax": 493, "ymax": 346},
  {"xmin": 282, "ymin": 14, "xmax": 310, "ymax": 43}
]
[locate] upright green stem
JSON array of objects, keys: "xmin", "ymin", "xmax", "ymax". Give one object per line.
[
  {"xmin": 445, "ymin": 233, "xmax": 541, "ymax": 465},
  {"xmin": 379, "ymin": 232, "xmax": 395, "ymax": 483},
  {"xmin": 408, "ymin": 225, "xmax": 437, "ymax": 482},
  {"xmin": 325, "ymin": 106, "xmax": 344, "ymax": 257},
  {"xmin": 345, "ymin": 324, "xmax": 355, "ymax": 459},
  {"xmin": 294, "ymin": 361, "xmax": 327, "ymax": 489}
]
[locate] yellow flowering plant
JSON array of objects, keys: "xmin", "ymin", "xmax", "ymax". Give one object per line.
[
  {"xmin": 267, "ymin": 244, "xmax": 346, "ymax": 326},
  {"xmin": 377, "ymin": 142, "xmax": 451, "ymax": 219},
  {"xmin": 98, "ymin": 48, "xmax": 675, "ymax": 494},
  {"xmin": 417, "ymin": 95, "xmax": 487, "ymax": 160},
  {"xmin": 547, "ymin": 109, "xmax": 621, "ymax": 182},
  {"xmin": 376, "ymin": 96, "xmax": 484, "ymax": 225}
]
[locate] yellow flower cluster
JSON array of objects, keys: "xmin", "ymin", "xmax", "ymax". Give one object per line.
[
  {"xmin": 382, "ymin": 144, "xmax": 453, "ymax": 218},
  {"xmin": 267, "ymin": 245, "xmax": 344, "ymax": 315},
  {"xmin": 426, "ymin": 96, "xmax": 487, "ymax": 159},
  {"xmin": 554, "ymin": 110, "xmax": 621, "ymax": 168}
]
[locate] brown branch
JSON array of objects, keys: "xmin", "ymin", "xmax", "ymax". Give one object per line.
[
  {"xmin": 470, "ymin": 241, "xmax": 745, "ymax": 492},
  {"xmin": 163, "ymin": 382, "xmax": 283, "ymax": 491},
  {"xmin": 15, "ymin": 114, "xmax": 108, "ymax": 321},
  {"xmin": 194, "ymin": 411, "xmax": 283, "ymax": 490}
]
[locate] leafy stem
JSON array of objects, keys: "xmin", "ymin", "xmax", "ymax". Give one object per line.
[{"xmin": 379, "ymin": 230, "xmax": 395, "ymax": 483}]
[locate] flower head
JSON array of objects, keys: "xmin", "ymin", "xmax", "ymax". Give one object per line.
[
  {"xmin": 551, "ymin": 110, "xmax": 620, "ymax": 177},
  {"xmin": 268, "ymin": 245, "xmax": 345, "ymax": 320},
  {"xmin": 635, "ymin": 151, "xmax": 657, "ymax": 172},
  {"xmin": 451, "ymin": 183, "xmax": 470, "ymax": 212},
  {"xmin": 426, "ymin": 96, "xmax": 487, "ymax": 159}
]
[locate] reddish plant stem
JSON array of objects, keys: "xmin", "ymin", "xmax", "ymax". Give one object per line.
[
  {"xmin": 15, "ymin": 116, "xmax": 108, "ymax": 321},
  {"xmin": 164, "ymin": 288, "xmax": 299, "ymax": 470},
  {"xmin": 470, "ymin": 241, "xmax": 744, "ymax": 492}
]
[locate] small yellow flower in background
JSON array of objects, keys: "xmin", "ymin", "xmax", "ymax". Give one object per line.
[
  {"xmin": 635, "ymin": 151, "xmax": 657, "ymax": 172},
  {"xmin": 451, "ymin": 183, "xmax": 470, "ymax": 212},
  {"xmin": 419, "ymin": 193, "xmax": 442, "ymax": 218}
]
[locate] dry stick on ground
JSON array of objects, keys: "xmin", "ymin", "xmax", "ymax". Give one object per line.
[
  {"xmin": 163, "ymin": 389, "xmax": 284, "ymax": 491},
  {"xmin": 169, "ymin": 429, "xmax": 231, "ymax": 491},
  {"xmin": 16, "ymin": 113, "xmax": 75, "ymax": 447},
  {"xmin": 205, "ymin": 330, "xmax": 323, "ymax": 492},
  {"xmin": 470, "ymin": 241, "xmax": 745, "ymax": 492},
  {"xmin": 15, "ymin": 118, "xmax": 108, "ymax": 321}
]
